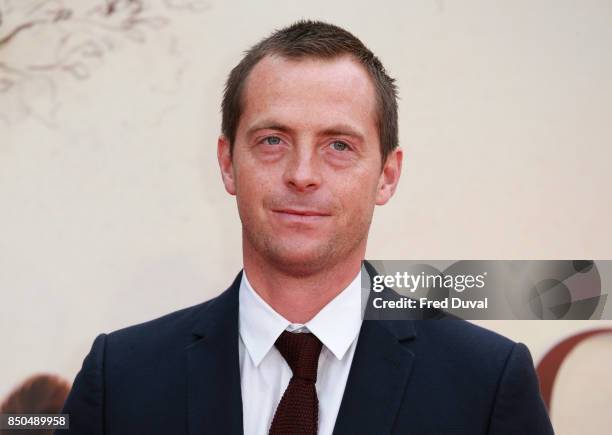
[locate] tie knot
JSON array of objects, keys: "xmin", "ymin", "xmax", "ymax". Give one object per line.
[{"xmin": 274, "ymin": 330, "xmax": 323, "ymax": 382}]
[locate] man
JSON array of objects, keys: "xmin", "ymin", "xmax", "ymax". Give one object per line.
[{"xmin": 58, "ymin": 20, "xmax": 554, "ymax": 435}]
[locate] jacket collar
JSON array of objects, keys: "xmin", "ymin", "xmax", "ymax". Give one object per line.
[
  {"xmin": 186, "ymin": 262, "xmax": 418, "ymax": 435},
  {"xmin": 186, "ymin": 271, "xmax": 244, "ymax": 435}
]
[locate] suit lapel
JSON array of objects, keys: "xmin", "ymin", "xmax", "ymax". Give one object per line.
[
  {"xmin": 333, "ymin": 261, "xmax": 418, "ymax": 435},
  {"xmin": 333, "ymin": 319, "xmax": 416, "ymax": 435},
  {"xmin": 183, "ymin": 264, "xmax": 418, "ymax": 435},
  {"xmin": 186, "ymin": 272, "xmax": 244, "ymax": 435}
]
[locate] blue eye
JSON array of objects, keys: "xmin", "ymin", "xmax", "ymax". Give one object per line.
[
  {"xmin": 264, "ymin": 136, "xmax": 282, "ymax": 145},
  {"xmin": 331, "ymin": 141, "xmax": 349, "ymax": 151}
]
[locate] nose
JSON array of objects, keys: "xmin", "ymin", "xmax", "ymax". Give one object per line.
[{"xmin": 282, "ymin": 145, "xmax": 322, "ymax": 192}]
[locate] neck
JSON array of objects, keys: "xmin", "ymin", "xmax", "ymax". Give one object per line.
[{"xmin": 243, "ymin": 248, "xmax": 364, "ymax": 324}]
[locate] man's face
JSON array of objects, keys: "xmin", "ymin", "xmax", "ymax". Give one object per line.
[{"xmin": 218, "ymin": 54, "xmax": 402, "ymax": 274}]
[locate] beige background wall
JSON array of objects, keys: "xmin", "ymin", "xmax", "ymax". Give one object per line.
[{"xmin": 1, "ymin": 0, "xmax": 611, "ymax": 433}]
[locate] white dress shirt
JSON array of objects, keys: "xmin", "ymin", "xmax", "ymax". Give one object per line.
[{"xmin": 238, "ymin": 270, "xmax": 363, "ymax": 435}]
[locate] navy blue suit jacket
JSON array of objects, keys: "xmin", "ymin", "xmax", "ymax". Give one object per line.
[{"xmin": 58, "ymin": 269, "xmax": 554, "ymax": 434}]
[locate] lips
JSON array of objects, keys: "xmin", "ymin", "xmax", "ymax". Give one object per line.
[
  {"xmin": 274, "ymin": 208, "xmax": 330, "ymax": 217},
  {"xmin": 272, "ymin": 208, "xmax": 331, "ymax": 223}
]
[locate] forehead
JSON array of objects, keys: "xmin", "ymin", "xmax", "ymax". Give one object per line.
[{"xmin": 238, "ymin": 54, "xmax": 378, "ymax": 137}]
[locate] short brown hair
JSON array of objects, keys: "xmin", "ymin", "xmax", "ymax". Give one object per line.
[{"xmin": 221, "ymin": 20, "xmax": 399, "ymax": 163}]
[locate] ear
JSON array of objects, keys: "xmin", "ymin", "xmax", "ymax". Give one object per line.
[
  {"xmin": 375, "ymin": 147, "xmax": 403, "ymax": 205},
  {"xmin": 217, "ymin": 135, "xmax": 236, "ymax": 196}
]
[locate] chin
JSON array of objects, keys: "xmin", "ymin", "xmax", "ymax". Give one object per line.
[{"xmin": 266, "ymin": 240, "xmax": 337, "ymax": 275}]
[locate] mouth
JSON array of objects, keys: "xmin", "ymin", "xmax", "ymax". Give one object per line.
[{"xmin": 271, "ymin": 208, "xmax": 331, "ymax": 223}]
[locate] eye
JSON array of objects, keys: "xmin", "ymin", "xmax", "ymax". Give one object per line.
[
  {"xmin": 263, "ymin": 136, "xmax": 282, "ymax": 145},
  {"xmin": 330, "ymin": 141, "xmax": 350, "ymax": 151}
]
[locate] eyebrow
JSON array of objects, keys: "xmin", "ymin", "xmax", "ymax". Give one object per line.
[
  {"xmin": 319, "ymin": 125, "xmax": 365, "ymax": 142},
  {"xmin": 246, "ymin": 121, "xmax": 365, "ymax": 142},
  {"xmin": 246, "ymin": 122, "xmax": 294, "ymax": 138}
]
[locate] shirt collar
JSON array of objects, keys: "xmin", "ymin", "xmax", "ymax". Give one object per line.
[{"xmin": 238, "ymin": 270, "xmax": 363, "ymax": 367}]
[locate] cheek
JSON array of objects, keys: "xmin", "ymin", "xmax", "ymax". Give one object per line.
[
  {"xmin": 234, "ymin": 158, "xmax": 266, "ymax": 195},
  {"xmin": 234, "ymin": 166, "xmax": 275, "ymax": 216},
  {"xmin": 333, "ymin": 176, "xmax": 379, "ymax": 219}
]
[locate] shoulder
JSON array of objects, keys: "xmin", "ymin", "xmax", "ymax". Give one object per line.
[
  {"xmin": 99, "ymin": 297, "xmax": 215, "ymax": 364},
  {"xmin": 416, "ymin": 318, "xmax": 515, "ymax": 350},
  {"xmin": 411, "ymin": 319, "xmax": 526, "ymax": 382},
  {"xmin": 415, "ymin": 318, "xmax": 516, "ymax": 356},
  {"xmin": 103, "ymin": 272, "xmax": 242, "ymax": 356},
  {"xmin": 110, "ymin": 299, "xmax": 210, "ymax": 342}
]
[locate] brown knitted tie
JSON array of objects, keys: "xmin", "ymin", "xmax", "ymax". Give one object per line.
[{"xmin": 269, "ymin": 330, "xmax": 323, "ymax": 435}]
